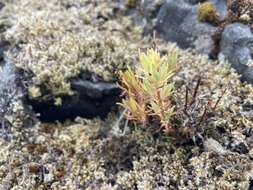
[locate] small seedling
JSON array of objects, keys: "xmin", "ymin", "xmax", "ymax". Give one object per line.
[{"xmin": 118, "ymin": 48, "xmax": 178, "ymax": 132}]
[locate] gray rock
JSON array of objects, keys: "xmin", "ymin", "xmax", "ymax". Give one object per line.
[
  {"xmin": 184, "ymin": 0, "xmax": 204, "ymax": 4},
  {"xmin": 0, "ymin": 60, "xmax": 16, "ymax": 117},
  {"xmin": 219, "ymin": 23, "xmax": 253, "ymax": 84},
  {"xmin": 140, "ymin": 0, "xmax": 165, "ymax": 17},
  {"xmin": 126, "ymin": 0, "xmax": 165, "ymax": 34},
  {"xmin": 209, "ymin": 0, "xmax": 227, "ymax": 19},
  {"xmin": 204, "ymin": 138, "xmax": 227, "ymax": 155},
  {"xmin": 155, "ymin": 0, "xmax": 227, "ymax": 54}
]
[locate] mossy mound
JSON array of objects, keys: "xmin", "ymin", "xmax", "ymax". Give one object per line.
[{"xmin": 0, "ymin": 0, "xmax": 142, "ymax": 98}]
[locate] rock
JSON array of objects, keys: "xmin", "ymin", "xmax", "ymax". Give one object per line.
[
  {"xmin": 140, "ymin": 0, "xmax": 165, "ymax": 17},
  {"xmin": 0, "ymin": 61, "xmax": 17, "ymax": 119},
  {"xmin": 0, "ymin": 35, "xmax": 14, "ymax": 121},
  {"xmin": 219, "ymin": 23, "xmax": 253, "ymax": 84},
  {"xmin": 0, "ymin": 2, "xmax": 4, "ymax": 11},
  {"xmin": 155, "ymin": 0, "xmax": 227, "ymax": 54},
  {"xmin": 28, "ymin": 71, "xmax": 121, "ymax": 122},
  {"xmin": 185, "ymin": 0, "xmax": 204, "ymax": 4},
  {"xmin": 125, "ymin": 0, "xmax": 165, "ymax": 34},
  {"xmin": 204, "ymin": 138, "xmax": 227, "ymax": 155},
  {"xmin": 209, "ymin": 0, "xmax": 227, "ymax": 19}
]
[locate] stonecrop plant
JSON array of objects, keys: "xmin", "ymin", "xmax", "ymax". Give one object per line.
[{"xmin": 118, "ymin": 48, "xmax": 178, "ymax": 132}]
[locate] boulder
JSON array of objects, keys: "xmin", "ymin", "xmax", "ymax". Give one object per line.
[
  {"xmin": 155, "ymin": 0, "xmax": 227, "ymax": 54},
  {"xmin": 209, "ymin": 0, "xmax": 227, "ymax": 19},
  {"xmin": 219, "ymin": 23, "xmax": 253, "ymax": 84}
]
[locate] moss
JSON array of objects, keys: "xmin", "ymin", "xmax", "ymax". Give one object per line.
[
  {"xmin": 197, "ymin": 2, "xmax": 219, "ymax": 24},
  {"xmin": 125, "ymin": 0, "xmax": 139, "ymax": 8},
  {"xmin": 1, "ymin": 0, "xmax": 140, "ymax": 99}
]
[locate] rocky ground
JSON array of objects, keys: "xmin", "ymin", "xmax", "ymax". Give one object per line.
[{"xmin": 0, "ymin": 0, "xmax": 253, "ymax": 190}]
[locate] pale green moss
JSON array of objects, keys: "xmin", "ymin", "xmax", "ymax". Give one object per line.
[{"xmin": 2, "ymin": 0, "xmax": 140, "ymax": 98}]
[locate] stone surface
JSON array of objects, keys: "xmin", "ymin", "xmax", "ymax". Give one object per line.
[
  {"xmin": 219, "ymin": 23, "xmax": 253, "ymax": 84},
  {"xmin": 125, "ymin": 0, "xmax": 165, "ymax": 34},
  {"xmin": 28, "ymin": 71, "xmax": 121, "ymax": 122},
  {"xmin": 0, "ymin": 61, "xmax": 16, "ymax": 119},
  {"xmin": 155, "ymin": 0, "xmax": 227, "ymax": 54},
  {"xmin": 204, "ymin": 138, "xmax": 227, "ymax": 155},
  {"xmin": 209, "ymin": 0, "xmax": 227, "ymax": 19}
]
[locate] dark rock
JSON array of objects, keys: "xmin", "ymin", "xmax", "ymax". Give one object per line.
[
  {"xmin": 0, "ymin": 40, "xmax": 11, "ymax": 62},
  {"xmin": 219, "ymin": 23, "xmax": 253, "ymax": 84},
  {"xmin": 155, "ymin": 0, "xmax": 227, "ymax": 54},
  {"xmin": 28, "ymin": 72, "xmax": 121, "ymax": 122},
  {"xmin": 0, "ymin": 2, "xmax": 4, "ymax": 11},
  {"xmin": 184, "ymin": 0, "xmax": 205, "ymax": 4}
]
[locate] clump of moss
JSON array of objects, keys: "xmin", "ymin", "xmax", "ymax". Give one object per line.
[
  {"xmin": 197, "ymin": 2, "xmax": 219, "ymax": 24},
  {"xmin": 1, "ymin": 0, "xmax": 140, "ymax": 100},
  {"xmin": 125, "ymin": 0, "xmax": 139, "ymax": 8}
]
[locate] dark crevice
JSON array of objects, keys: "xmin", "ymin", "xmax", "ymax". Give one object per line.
[
  {"xmin": 249, "ymin": 178, "xmax": 253, "ymax": 190},
  {"xmin": 27, "ymin": 72, "xmax": 121, "ymax": 122}
]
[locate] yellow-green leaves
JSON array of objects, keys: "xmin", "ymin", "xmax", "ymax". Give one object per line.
[
  {"xmin": 120, "ymin": 97, "xmax": 147, "ymax": 123},
  {"xmin": 119, "ymin": 48, "xmax": 178, "ymax": 130}
]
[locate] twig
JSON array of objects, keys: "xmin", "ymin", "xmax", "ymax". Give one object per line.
[
  {"xmin": 151, "ymin": 30, "xmax": 157, "ymax": 50},
  {"xmin": 184, "ymin": 85, "xmax": 189, "ymax": 111},
  {"xmin": 212, "ymin": 87, "xmax": 227, "ymax": 111},
  {"xmin": 189, "ymin": 77, "xmax": 202, "ymax": 107},
  {"xmin": 193, "ymin": 77, "xmax": 201, "ymax": 100},
  {"xmin": 197, "ymin": 99, "xmax": 212, "ymax": 128}
]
